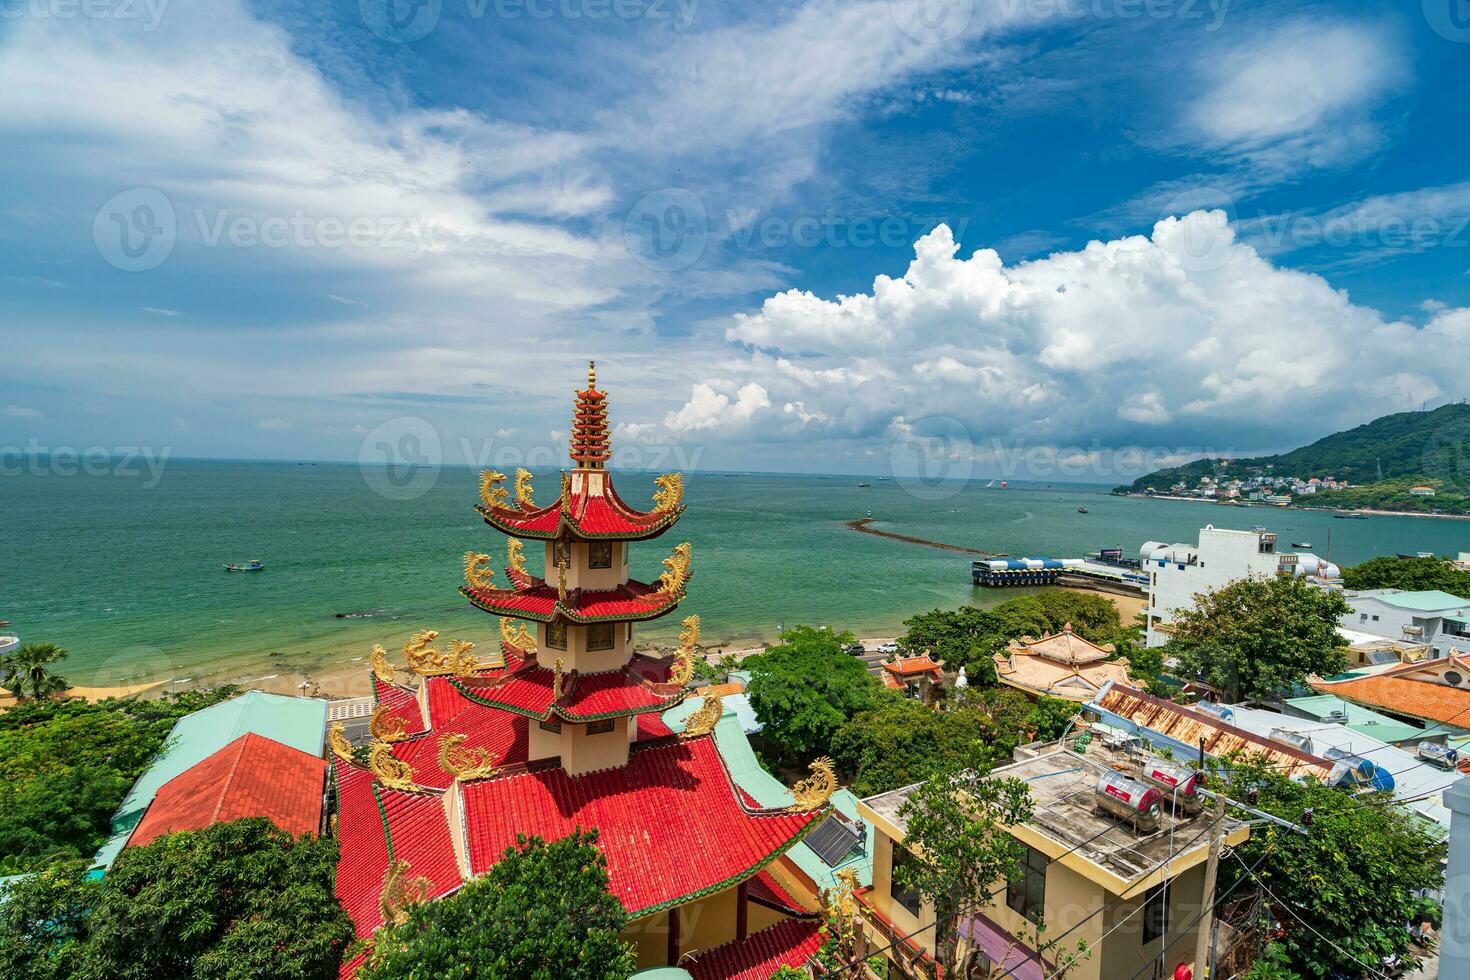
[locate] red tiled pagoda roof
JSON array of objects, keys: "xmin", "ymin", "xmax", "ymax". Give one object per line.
[
  {"xmin": 882, "ymin": 655, "xmax": 944, "ymax": 677},
  {"xmin": 373, "ymin": 677, "xmax": 428, "ymax": 737},
  {"xmin": 442, "ymin": 653, "xmax": 687, "ymax": 723},
  {"xmin": 460, "ymin": 735, "xmax": 821, "ymax": 919},
  {"xmin": 461, "ymin": 575, "xmax": 687, "ymax": 624},
  {"xmin": 128, "ymin": 733, "xmax": 325, "ymax": 849},
  {"xmin": 747, "ymin": 869, "xmax": 816, "ymax": 918},
  {"xmin": 478, "ymin": 480, "xmax": 683, "ymax": 541},
  {"xmin": 685, "ymin": 919, "xmax": 823, "ymax": 980}
]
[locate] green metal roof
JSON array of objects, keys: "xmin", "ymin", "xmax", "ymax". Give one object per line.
[
  {"xmin": 92, "ymin": 691, "xmax": 328, "ymax": 870},
  {"xmin": 1374, "ymin": 590, "xmax": 1470, "ymax": 612},
  {"xmin": 1283, "ymin": 695, "xmax": 1425, "ymax": 745}
]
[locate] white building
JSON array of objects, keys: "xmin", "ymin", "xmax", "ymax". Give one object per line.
[
  {"xmin": 1343, "ymin": 590, "xmax": 1470, "ymax": 660},
  {"xmin": 1142, "ymin": 526, "xmax": 1289, "ymax": 648}
]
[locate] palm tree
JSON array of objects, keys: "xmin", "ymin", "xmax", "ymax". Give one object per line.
[{"xmin": 1, "ymin": 641, "xmax": 70, "ymax": 700}]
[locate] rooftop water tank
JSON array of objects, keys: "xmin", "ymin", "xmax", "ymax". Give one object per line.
[
  {"xmin": 1136, "ymin": 760, "xmax": 1203, "ymax": 815},
  {"xmin": 1095, "ymin": 771, "xmax": 1163, "ymax": 832}
]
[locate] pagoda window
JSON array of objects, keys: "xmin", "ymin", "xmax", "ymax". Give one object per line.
[
  {"xmin": 585, "ymin": 719, "xmax": 615, "ymax": 735},
  {"xmin": 587, "ymin": 622, "xmax": 615, "ymax": 652},
  {"xmin": 539, "ymin": 718, "xmax": 562, "ymax": 734},
  {"xmin": 589, "ymin": 541, "xmax": 614, "ymax": 568},
  {"xmin": 547, "ymin": 621, "xmax": 568, "ymax": 650}
]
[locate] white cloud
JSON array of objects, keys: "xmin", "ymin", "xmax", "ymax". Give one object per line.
[
  {"xmin": 257, "ymin": 418, "xmax": 292, "ymax": 431},
  {"xmin": 4, "ymin": 405, "xmax": 42, "ymax": 419},
  {"xmin": 650, "ymin": 212, "xmax": 1452, "ymax": 459},
  {"xmin": 143, "ymin": 307, "xmax": 181, "ymax": 317}
]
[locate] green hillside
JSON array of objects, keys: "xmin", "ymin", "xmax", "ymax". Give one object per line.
[{"xmin": 1125, "ymin": 403, "xmax": 1470, "ymax": 503}]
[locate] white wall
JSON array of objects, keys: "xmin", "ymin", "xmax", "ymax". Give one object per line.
[{"xmin": 1144, "ymin": 527, "xmax": 1283, "ymax": 648}]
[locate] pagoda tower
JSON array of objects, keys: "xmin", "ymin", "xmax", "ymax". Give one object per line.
[{"xmin": 329, "ymin": 363, "xmax": 835, "ymax": 977}]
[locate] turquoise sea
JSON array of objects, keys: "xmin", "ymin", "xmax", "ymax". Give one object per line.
[{"xmin": 6, "ymin": 461, "xmax": 1470, "ymax": 688}]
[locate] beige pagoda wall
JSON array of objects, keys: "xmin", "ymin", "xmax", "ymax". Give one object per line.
[
  {"xmin": 541, "ymin": 540, "xmax": 628, "ymax": 592},
  {"xmin": 559, "ymin": 716, "xmax": 631, "ymax": 775},
  {"xmin": 537, "ymin": 621, "xmax": 630, "ymax": 674},
  {"xmin": 526, "ymin": 717, "xmax": 562, "ymax": 763},
  {"xmin": 623, "ymin": 886, "xmax": 745, "ymax": 969}
]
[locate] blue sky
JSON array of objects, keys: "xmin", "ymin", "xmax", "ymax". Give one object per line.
[{"xmin": 2, "ymin": 0, "xmax": 1468, "ymax": 479}]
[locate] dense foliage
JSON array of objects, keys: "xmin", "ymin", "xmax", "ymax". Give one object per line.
[
  {"xmin": 743, "ymin": 626, "xmax": 880, "ymax": 764},
  {"xmin": 362, "ymin": 831, "xmax": 634, "ymax": 980},
  {"xmin": 1164, "ymin": 575, "xmax": 1350, "ymax": 702},
  {"xmin": 0, "ymin": 642, "xmax": 70, "ymax": 701},
  {"xmin": 1310, "ymin": 478, "xmax": 1470, "ymax": 515},
  {"xmin": 899, "ymin": 591, "xmax": 1128, "ymax": 676},
  {"xmin": 893, "ymin": 768, "xmax": 1034, "ymax": 979},
  {"xmin": 1342, "ymin": 554, "xmax": 1470, "ymax": 596},
  {"xmin": 0, "ymin": 819, "xmax": 353, "ymax": 980},
  {"xmin": 1216, "ymin": 756, "xmax": 1444, "ymax": 978},
  {"xmin": 1127, "ymin": 402, "xmax": 1470, "ymax": 494},
  {"xmin": 0, "ymin": 687, "xmax": 241, "ymax": 872},
  {"xmin": 831, "ymin": 689, "xmax": 1080, "ymax": 796}
]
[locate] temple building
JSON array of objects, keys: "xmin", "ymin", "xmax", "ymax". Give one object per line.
[
  {"xmin": 331, "ymin": 364, "xmax": 834, "ymax": 976},
  {"xmin": 995, "ymin": 624, "xmax": 1135, "ymax": 702}
]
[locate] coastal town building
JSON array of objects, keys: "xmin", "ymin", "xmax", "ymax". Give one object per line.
[
  {"xmin": 329, "ymin": 365, "xmax": 834, "ymax": 977},
  {"xmin": 92, "ymin": 690, "xmax": 328, "ymax": 870},
  {"xmin": 857, "ymin": 740, "xmax": 1248, "ymax": 980},
  {"xmin": 1141, "ymin": 526, "xmax": 1286, "ymax": 648},
  {"xmin": 1310, "ymin": 656, "xmax": 1470, "ymax": 738},
  {"xmin": 1342, "ymin": 589, "xmax": 1470, "ymax": 660},
  {"xmin": 994, "ymin": 625, "xmax": 1134, "ymax": 702}
]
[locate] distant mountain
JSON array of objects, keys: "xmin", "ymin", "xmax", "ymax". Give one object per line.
[{"xmin": 1124, "ymin": 403, "xmax": 1470, "ymax": 504}]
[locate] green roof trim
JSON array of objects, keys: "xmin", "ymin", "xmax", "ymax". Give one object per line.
[
  {"xmin": 92, "ymin": 691, "xmax": 329, "ymax": 870},
  {"xmin": 1283, "ymin": 694, "xmax": 1426, "ymax": 744}
]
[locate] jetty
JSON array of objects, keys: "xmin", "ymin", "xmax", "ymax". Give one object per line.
[{"xmin": 844, "ymin": 517, "xmax": 999, "ymax": 556}]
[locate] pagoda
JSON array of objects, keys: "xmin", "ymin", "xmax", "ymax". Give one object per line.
[{"xmin": 330, "ymin": 363, "xmax": 833, "ymax": 976}]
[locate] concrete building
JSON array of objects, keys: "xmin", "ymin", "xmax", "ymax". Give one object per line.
[
  {"xmin": 1342, "ymin": 590, "xmax": 1470, "ymax": 660},
  {"xmin": 857, "ymin": 741, "xmax": 1248, "ymax": 980},
  {"xmin": 1141, "ymin": 526, "xmax": 1289, "ymax": 648}
]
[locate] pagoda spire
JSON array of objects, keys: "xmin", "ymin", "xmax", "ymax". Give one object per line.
[{"xmin": 569, "ymin": 359, "xmax": 611, "ymax": 468}]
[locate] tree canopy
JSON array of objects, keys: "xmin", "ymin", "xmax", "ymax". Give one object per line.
[
  {"xmin": 743, "ymin": 626, "xmax": 880, "ymax": 764},
  {"xmin": 0, "ymin": 687, "xmax": 241, "ymax": 873},
  {"xmin": 362, "ymin": 830, "xmax": 635, "ymax": 980},
  {"xmin": 0, "ymin": 819, "xmax": 353, "ymax": 980},
  {"xmin": 1342, "ymin": 554, "xmax": 1470, "ymax": 596},
  {"xmin": 1, "ymin": 642, "xmax": 70, "ymax": 701},
  {"xmin": 898, "ymin": 592, "xmax": 1127, "ymax": 676},
  {"xmin": 1216, "ymin": 755, "xmax": 1444, "ymax": 977},
  {"xmin": 1164, "ymin": 574, "xmax": 1349, "ymax": 703}
]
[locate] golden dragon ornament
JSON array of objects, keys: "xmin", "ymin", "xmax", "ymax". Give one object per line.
[
  {"xmin": 463, "ymin": 551, "xmax": 496, "ymax": 591},
  {"xmin": 368, "ymin": 740, "xmax": 418, "ymax": 792},
  {"xmin": 514, "ymin": 468, "xmax": 535, "ymax": 509},
  {"xmin": 369, "ymin": 704, "xmax": 408, "ymax": 743},
  {"xmin": 654, "ymin": 542, "xmax": 692, "ymax": 596},
  {"xmin": 682, "ymin": 694, "xmax": 722, "ymax": 738},
  {"xmin": 652, "ymin": 472, "xmax": 684, "ymax": 513},
  {"xmin": 436, "ymin": 734, "xmax": 498, "ymax": 781},
  {"xmin": 787, "ymin": 757, "xmax": 837, "ymax": 812},
  {"xmin": 479, "ymin": 469, "xmax": 509, "ymax": 509}
]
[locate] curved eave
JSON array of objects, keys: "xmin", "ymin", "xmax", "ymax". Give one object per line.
[
  {"xmin": 476, "ymin": 501, "xmax": 686, "ymax": 542},
  {"xmin": 448, "ymin": 668, "xmax": 690, "ymax": 723},
  {"xmin": 460, "ymin": 582, "xmax": 689, "ymax": 624}
]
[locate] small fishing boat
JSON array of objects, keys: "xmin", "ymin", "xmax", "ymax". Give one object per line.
[
  {"xmin": 225, "ymin": 559, "xmax": 265, "ymax": 572},
  {"xmin": 1334, "ymin": 513, "xmax": 1368, "ymax": 520},
  {"xmin": 1077, "ymin": 507, "xmax": 1089, "ymax": 514},
  {"xmin": 1291, "ymin": 542, "xmax": 1312, "ymax": 549},
  {"xmin": 857, "ymin": 482, "xmax": 872, "ymax": 488},
  {"xmin": 1251, "ymin": 525, "xmax": 1267, "ymax": 533}
]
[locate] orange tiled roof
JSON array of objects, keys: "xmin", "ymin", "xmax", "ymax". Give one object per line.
[
  {"xmin": 882, "ymin": 656, "xmax": 943, "ymax": 677},
  {"xmin": 1309, "ymin": 673, "xmax": 1470, "ymax": 729}
]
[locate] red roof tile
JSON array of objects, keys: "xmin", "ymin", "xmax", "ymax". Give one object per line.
[
  {"xmin": 882, "ymin": 655, "xmax": 944, "ymax": 677},
  {"xmin": 479, "ymin": 479, "xmax": 682, "ymax": 541},
  {"xmin": 747, "ymin": 870, "xmax": 815, "ymax": 918},
  {"xmin": 128, "ymin": 733, "xmax": 325, "ymax": 849},
  {"xmin": 685, "ymin": 919, "xmax": 823, "ymax": 980},
  {"xmin": 460, "ymin": 736, "xmax": 820, "ymax": 918},
  {"xmin": 1310, "ymin": 673, "xmax": 1470, "ymax": 728},
  {"xmin": 461, "ymin": 577, "xmax": 687, "ymax": 624}
]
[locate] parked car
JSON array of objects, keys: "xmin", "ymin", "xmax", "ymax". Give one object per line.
[
  {"xmin": 877, "ymin": 642, "xmax": 899, "ymax": 654},
  {"xmin": 843, "ymin": 643, "xmax": 865, "ymax": 656}
]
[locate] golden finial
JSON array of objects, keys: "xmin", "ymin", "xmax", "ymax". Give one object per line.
[
  {"xmin": 514, "ymin": 468, "xmax": 535, "ymax": 509},
  {"xmin": 328, "ymin": 722, "xmax": 354, "ymax": 763},
  {"xmin": 587, "ymin": 360, "xmax": 597, "ymax": 390},
  {"xmin": 370, "ymin": 644, "xmax": 398, "ymax": 685},
  {"xmin": 499, "ymin": 616, "xmax": 537, "ymax": 654},
  {"xmin": 370, "ymin": 704, "xmax": 408, "ymax": 743},
  {"xmin": 379, "ymin": 859, "xmax": 429, "ymax": 928},
  {"xmin": 552, "ymin": 657, "xmax": 565, "ymax": 701},
  {"xmin": 669, "ymin": 614, "xmax": 700, "ymax": 686},
  {"xmin": 464, "ymin": 551, "xmax": 496, "ymax": 591},
  {"xmin": 479, "ymin": 469, "xmax": 509, "ymax": 509},
  {"xmin": 654, "ymin": 542, "xmax": 692, "ymax": 596},
  {"xmin": 787, "ymin": 757, "xmax": 837, "ymax": 812},
  {"xmin": 682, "ymin": 694, "xmax": 722, "ymax": 738},
  {"xmin": 368, "ymin": 740, "xmax": 418, "ymax": 792},
  {"xmin": 436, "ymin": 733, "xmax": 498, "ymax": 782},
  {"xmin": 506, "ymin": 538, "xmax": 527, "ymax": 578},
  {"xmin": 652, "ymin": 472, "xmax": 684, "ymax": 513}
]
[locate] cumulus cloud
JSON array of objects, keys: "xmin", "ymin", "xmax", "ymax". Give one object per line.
[
  {"xmin": 653, "ymin": 211, "xmax": 1451, "ymax": 462},
  {"xmin": 4, "ymin": 405, "xmax": 42, "ymax": 419}
]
